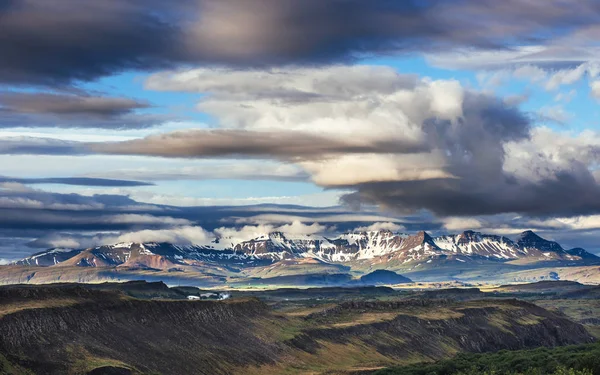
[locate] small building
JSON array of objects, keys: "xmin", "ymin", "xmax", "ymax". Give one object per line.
[{"xmin": 187, "ymin": 295, "xmax": 201, "ymax": 300}]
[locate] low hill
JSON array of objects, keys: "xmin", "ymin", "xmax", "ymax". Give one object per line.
[{"xmin": 359, "ymin": 270, "xmax": 413, "ymax": 285}]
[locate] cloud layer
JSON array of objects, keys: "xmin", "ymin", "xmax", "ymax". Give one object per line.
[
  {"xmin": 5, "ymin": 65, "xmax": 600, "ymax": 219},
  {"xmin": 0, "ymin": 91, "xmax": 166, "ymax": 129},
  {"xmin": 3, "ymin": 0, "xmax": 600, "ymax": 85}
]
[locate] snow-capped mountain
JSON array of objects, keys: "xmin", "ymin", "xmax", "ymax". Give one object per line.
[
  {"xmin": 15, "ymin": 230, "xmax": 600, "ymax": 269},
  {"xmin": 16, "ymin": 248, "xmax": 84, "ymax": 266}
]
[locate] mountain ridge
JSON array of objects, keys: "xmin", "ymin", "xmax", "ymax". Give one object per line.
[{"xmin": 14, "ymin": 229, "xmax": 600, "ymax": 270}]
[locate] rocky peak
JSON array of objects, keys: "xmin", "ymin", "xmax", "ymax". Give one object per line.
[
  {"xmin": 399, "ymin": 231, "xmax": 439, "ymax": 252},
  {"xmin": 417, "ymin": 231, "xmax": 436, "ymax": 244},
  {"xmin": 268, "ymin": 231, "xmax": 286, "ymax": 240},
  {"xmin": 456, "ymin": 230, "xmax": 483, "ymax": 244},
  {"xmin": 516, "ymin": 231, "xmax": 565, "ymax": 253},
  {"xmin": 566, "ymin": 247, "xmax": 600, "ymax": 261},
  {"xmin": 517, "ymin": 230, "xmax": 541, "ymax": 242}
]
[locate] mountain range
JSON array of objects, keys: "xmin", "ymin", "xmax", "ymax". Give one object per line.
[
  {"xmin": 16, "ymin": 229, "xmax": 599, "ymax": 267},
  {"xmin": 4, "ymin": 229, "xmax": 598, "ymax": 287}
]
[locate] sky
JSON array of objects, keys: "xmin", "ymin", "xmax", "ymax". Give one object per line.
[{"xmin": 2, "ymin": 0, "xmax": 600, "ymax": 261}]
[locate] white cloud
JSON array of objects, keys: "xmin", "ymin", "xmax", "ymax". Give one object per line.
[
  {"xmin": 300, "ymin": 154, "xmax": 454, "ymax": 186},
  {"xmin": 214, "ymin": 221, "xmax": 329, "ymax": 245},
  {"xmin": 141, "ymin": 66, "xmax": 502, "ymax": 189},
  {"xmin": 554, "ymin": 89, "xmax": 577, "ymax": 103},
  {"xmin": 84, "ymin": 161, "xmax": 308, "ymax": 182},
  {"xmin": 443, "ymin": 217, "xmax": 484, "ymax": 231},
  {"xmin": 512, "ymin": 65, "xmax": 548, "ymax": 83},
  {"xmin": 354, "ymin": 222, "xmax": 405, "ymax": 232},
  {"xmin": 275, "ymin": 221, "xmax": 327, "ymax": 235},
  {"xmin": 537, "ymin": 105, "xmax": 572, "ymax": 124},
  {"xmin": 214, "ymin": 225, "xmax": 274, "ymax": 245},
  {"xmin": 0, "ymin": 196, "xmax": 104, "ymax": 211},
  {"xmin": 590, "ymin": 80, "xmax": 600, "ymax": 100},
  {"xmin": 427, "ymin": 46, "xmax": 600, "ymax": 92},
  {"xmin": 122, "ymin": 190, "xmax": 344, "ymax": 208},
  {"xmin": 503, "ymin": 126, "xmax": 600, "ymax": 184},
  {"xmin": 545, "ymin": 64, "xmax": 589, "ymax": 91},
  {"xmin": 113, "ymin": 226, "xmax": 214, "ymax": 245},
  {"xmin": 40, "ymin": 236, "xmax": 82, "ymax": 249}
]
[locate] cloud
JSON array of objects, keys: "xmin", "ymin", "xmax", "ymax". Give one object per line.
[
  {"xmin": 30, "ymin": 221, "xmax": 328, "ymax": 250},
  {"xmin": 90, "ymin": 128, "xmax": 425, "ymax": 160},
  {"xmin": 0, "ymin": 176, "xmax": 153, "ymax": 187},
  {"xmin": 70, "ymin": 65, "xmax": 600, "ymax": 218},
  {"xmin": 27, "ymin": 234, "xmax": 83, "ymax": 249},
  {"xmin": 104, "ymin": 214, "xmax": 189, "ymax": 226},
  {"xmin": 591, "ymin": 80, "xmax": 600, "ymax": 99},
  {"xmin": 214, "ymin": 221, "xmax": 328, "ymax": 245},
  {"xmin": 145, "ymin": 65, "xmax": 419, "ymax": 99},
  {"xmin": 0, "ymin": 184, "xmax": 196, "ymax": 233},
  {"xmin": 275, "ymin": 221, "xmax": 327, "ymax": 235},
  {"xmin": 93, "ymin": 69, "xmax": 486, "ymax": 189},
  {"xmin": 300, "ymin": 154, "xmax": 455, "ymax": 186},
  {"xmin": 430, "ymin": 49, "xmax": 600, "ymax": 92},
  {"xmin": 27, "ymin": 226, "xmax": 214, "ymax": 249},
  {"xmin": 3, "ymin": 0, "xmax": 600, "ymax": 85},
  {"xmin": 0, "ymin": 0, "xmax": 179, "ymax": 85},
  {"xmin": 343, "ymin": 148, "xmax": 600, "ymax": 218},
  {"xmin": 8, "ymin": 65, "xmax": 600, "ymax": 218},
  {"xmin": 0, "ymin": 210, "xmax": 190, "ymax": 231},
  {"xmin": 112, "ymin": 226, "xmax": 213, "ymax": 245},
  {"xmin": 0, "ymin": 137, "xmax": 88, "ymax": 155},
  {"xmin": 0, "ymin": 91, "xmax": 162, "ymax": 129},
  {"xmin": 545, "ymin": 64, "xmax": 592, "ymax": 91},
  {"xmin": 82, "ymin": 162, "xmax": 309, "ymax": 182},
  {"xmin": 233, "ymin": 213, "xmax": 405, "ymax": 225},
  {"xmin": 339, "ymin": 110, "xmax": 600, "ymax": 217},
  {"xmin": 116, "ymin": 190, "xmax": 344, "ymax": 208},
  {"xmin": 443, "ymin": 218, "xmax": 484, "ymax": 231},
  {"xmin": 0, "ymin": 92, "xmax": 149, "ymax": 116},
  {"xmin": 354, "ymin": 222, "xmax": 405, "ymax": 232},
  {"xmin": 537, "ymin": 105, "xmax": 572, "ymax": 125},
  {"xmin": 554, "ymin": 89, "xmax": 577, "ymax": 103}
]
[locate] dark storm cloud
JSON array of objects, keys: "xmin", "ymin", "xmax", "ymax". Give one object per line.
[
  {"xmin": 340, "ymin": 93, "xmax": 600, "ymax": 218},
  {"xmin": 0, "ymin": 92, "xmax": 166, "ymax": 129},
  {"xmin": 0, "ymin": 0, "xmax": 180, "ymax": 85},
  {"xmin": 341, "ymin": 172, "xmax": 600, "ymax": 218},
  {"xmin": 0, "ymin": 176, "xmax": 153, "ymax": 187},
  {"xmin": 2, "ymin": 0, "xmax": 600, "ymax": 85}
]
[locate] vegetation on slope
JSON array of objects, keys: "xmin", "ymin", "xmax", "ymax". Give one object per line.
[{"xmin": 374, "ymin": 343, "xmax": 600, "ymax": 375}]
